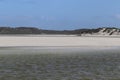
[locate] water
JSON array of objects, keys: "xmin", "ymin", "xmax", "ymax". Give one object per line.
[{"xmin": 0, "ymin": 47, "xmax": 120, "ymax": 80}]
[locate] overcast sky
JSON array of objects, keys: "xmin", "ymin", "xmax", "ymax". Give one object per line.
[{"xmin": 0, "ymin": 0, "xmax": 120, "ymax": 30}]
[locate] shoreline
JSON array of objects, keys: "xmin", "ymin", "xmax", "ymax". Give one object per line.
[{"xmin": 0, "ymin": 46, "xmax": 119, "ymax": 54}]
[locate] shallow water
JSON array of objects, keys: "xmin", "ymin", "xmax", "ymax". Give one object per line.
[{"xmin": 0, "ymin": 47, "xmax": 120, "ymax": 80}]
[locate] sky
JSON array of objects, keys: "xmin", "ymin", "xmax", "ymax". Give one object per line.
[{"xmin": 0, "ymin": 0, "xmax": 120, "ymax": 30}]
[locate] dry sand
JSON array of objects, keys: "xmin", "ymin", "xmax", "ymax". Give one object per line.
[{"xmin": 0, "ymin": 35, "xmax": 120, "ymax": 47}]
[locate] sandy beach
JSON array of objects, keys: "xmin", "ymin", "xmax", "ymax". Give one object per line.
[
  {"xmin": 0, "ymin": 35, "xmax": 120, "ymax": 47},
  {"xmin": 0, "ymin": 35, "xmax": 120, "ymax": 80}
]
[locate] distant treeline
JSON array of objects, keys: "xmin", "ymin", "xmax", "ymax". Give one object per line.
[{"xmin": 0, "ymin": 27, "xmax": 119, "ymax": 34}]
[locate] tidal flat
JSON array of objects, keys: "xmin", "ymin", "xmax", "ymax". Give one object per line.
[{"xmin": 0, "ymin": 47, "xmax": 120, "ymax": 80}]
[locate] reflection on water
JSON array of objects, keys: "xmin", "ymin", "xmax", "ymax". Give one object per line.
[{"xmin": 0, "ymin": 48, "xmax": 120, "ymax": 80}]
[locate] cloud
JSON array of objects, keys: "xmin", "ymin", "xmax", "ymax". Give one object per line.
[{"xmin": 114, "ymin": 14, "xmax": 120, "ymax": 19}]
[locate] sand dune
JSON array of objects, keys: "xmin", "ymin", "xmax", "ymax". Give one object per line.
[{"xmin": 0, "ymin": 35, "xmax": 120, "ymax": 47}]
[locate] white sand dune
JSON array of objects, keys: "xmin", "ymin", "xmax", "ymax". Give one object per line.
[{"xmin": 0, "ymin": 35, "xmax": 120, "ymax": 47}]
